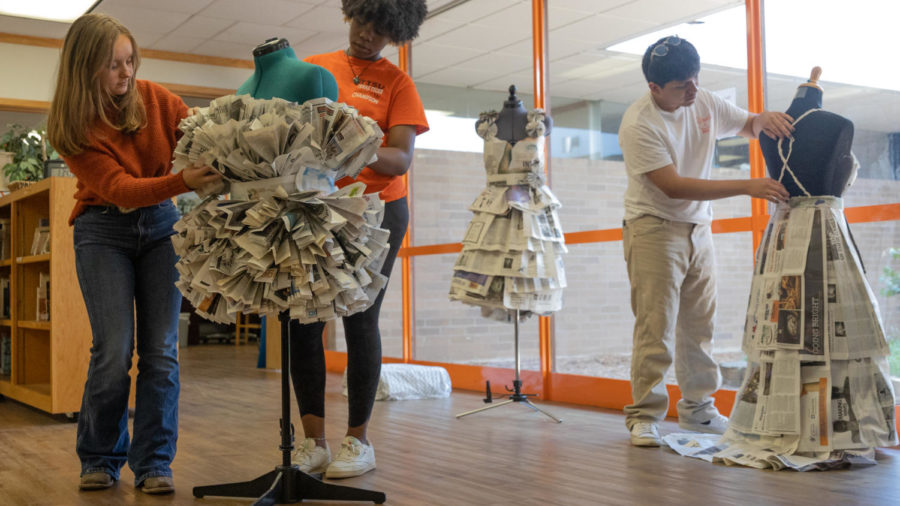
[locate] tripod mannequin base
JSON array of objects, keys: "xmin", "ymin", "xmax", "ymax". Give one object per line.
[
  {"xmin": 193, "ymin": 464, "xmax": 385, "ymax": 505},
  {"xmin": 456, "ymin": 392, "xmax": 562, "ymax": 423}
]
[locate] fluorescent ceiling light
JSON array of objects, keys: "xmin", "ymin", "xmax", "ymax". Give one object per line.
[
  {"xmin": 0, "ymin": 0, "xmax": 95, "ymax": 23},
  {"xmin": 607, "ymin": 1, "xmax": 900, "ymax": 93}
]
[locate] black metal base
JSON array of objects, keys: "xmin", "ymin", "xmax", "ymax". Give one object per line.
[
  {"xmin": 193, "ymin": 310, "xmax": 386, "ymax": 504},
  {"xmin": 193, "ymin": 465, "xmax": 385, "ymax": 505}
]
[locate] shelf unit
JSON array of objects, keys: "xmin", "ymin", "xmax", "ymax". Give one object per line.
[{"xmin": 0, "ymin": 177, "xmax": 92, "ymax": 414}]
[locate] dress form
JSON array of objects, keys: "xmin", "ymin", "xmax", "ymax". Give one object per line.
[
  {"xmin": 493, "ymin": 85, "xmax": 552, "ymax": 144},
  {"xmin": 759, "ymin": 67, "xmax": 855, "ymax": 197},
  {"xmin": 237, "ymin": 38, "xmax": 338, "ymax": 103}
]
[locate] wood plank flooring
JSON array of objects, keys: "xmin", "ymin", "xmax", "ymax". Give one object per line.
[{"xmin": 1, "ymin": 345, "xmax": 899, "ymax": 505}]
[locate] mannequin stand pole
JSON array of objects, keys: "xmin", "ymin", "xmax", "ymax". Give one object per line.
[
  {"xmin": 193, "ymin": 311, "xmax": 385, "ymax": 505},
  {"xmin": 455, "ymin": 311, "xmax": 561, "ymax": 423}
]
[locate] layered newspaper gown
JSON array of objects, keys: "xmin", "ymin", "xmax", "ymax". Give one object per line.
[
  {"xmin": 448, "ymin": 110, "xmax": 566, "ymax": 320},
  {"xmin": 722, "ymin": 109, "xmax": 897, "ymax": 469},
  {"xmin": 171, "ymin": 95, "xmax": 390, "ymax": 324}
]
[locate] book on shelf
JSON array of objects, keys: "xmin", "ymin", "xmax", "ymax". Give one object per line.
[
  {"xmin": 0, "ymin": 277, "xmax": 8, "ymax": 319},
  {"xmin": 30, "ymin": 218, "xmax": 50, "ymax": 256},
  {"xmin": 37, "ymin": 272, "xmax": 49, "ymax": 321},
  {"xmin": 1, "ymin": 329, "xmax": 10, "ymax": 375},
  {"xmin": 0, "ymin": 218, "xmax": 9, "ymax": 260}
]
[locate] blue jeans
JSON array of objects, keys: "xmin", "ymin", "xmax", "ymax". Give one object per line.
[{"xmin": 73, "ymin": 201, "xmax": 181, "ymax": 486}]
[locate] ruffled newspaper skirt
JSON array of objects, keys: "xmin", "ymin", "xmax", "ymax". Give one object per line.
[{"xmin": 172, "ymin": 182, "xmax": 389, "ymax": 324}]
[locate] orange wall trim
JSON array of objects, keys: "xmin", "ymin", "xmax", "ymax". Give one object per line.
[{"xmin": 845, "ymin": 203, "xmax": 900, "ymax": 223}]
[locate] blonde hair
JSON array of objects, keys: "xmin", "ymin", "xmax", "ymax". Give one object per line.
[{"xmin": 47, "ymin": 13, "xmax": 146, "ymax": 156}]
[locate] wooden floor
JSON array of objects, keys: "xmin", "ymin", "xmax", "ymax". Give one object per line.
[{"xmin": 2, "ymin": 345, "xmax": 899, "ymax": 506}]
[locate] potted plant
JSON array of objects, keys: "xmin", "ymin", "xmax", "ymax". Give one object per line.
[{"xmin": 0, "ymin": 123, "xmax": 57, "ymax": 191}]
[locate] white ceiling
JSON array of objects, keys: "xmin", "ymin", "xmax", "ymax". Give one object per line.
[{"xmin": 0, "ymin": 0, "xmax": 897, "ymax": 132}]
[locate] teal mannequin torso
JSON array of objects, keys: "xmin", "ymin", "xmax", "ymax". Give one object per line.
[{"xmin": 236, "ymin": 46, "xmax": 338, "ymax": 102}]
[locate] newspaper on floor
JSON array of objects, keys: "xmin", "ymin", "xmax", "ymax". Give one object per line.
[
  {"xmin": 664, "ymin": 431, "xmax": 879, "ymax": 471},
  {"xmin": 449, "ymin": 110, "xmax": 567, "ymax": 320},
  {"xmin": 171, "ymin": 95, "xmax": 389, "ymax": 324}
]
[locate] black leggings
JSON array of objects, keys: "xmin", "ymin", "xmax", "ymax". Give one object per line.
[{"xmin": 289, "ymin": 197, "xmax": 408, "ymax": 427}]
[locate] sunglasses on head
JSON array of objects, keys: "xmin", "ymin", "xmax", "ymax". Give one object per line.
[{"xmin": 650, "ymin": 36, "xmax": 681, "ymax": 62}]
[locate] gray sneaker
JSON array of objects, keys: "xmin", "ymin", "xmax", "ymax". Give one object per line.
[
  {"xmin": 79, "ymin": 472, "xmax": 114, "ymax": 490},
  {"xmin": 292, "ymin": 438, "xmax": 332, "ymax": 474},
  {"xmin": 629, "ymin": 422, "xmax": 661, "ymax": 447},
  {"xmin": 679, "ymin": 413, "xmax": 729, "ymax": 434}
]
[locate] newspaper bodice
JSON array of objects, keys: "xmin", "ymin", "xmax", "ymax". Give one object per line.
[{"xmin": 476, "ymin": 110, "xmax": 548, "ymax": 187}]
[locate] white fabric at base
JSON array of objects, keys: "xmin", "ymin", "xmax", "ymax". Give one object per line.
[{"xmin": 341, "ymin": 363, "xmax": 451, "ymax": 401}]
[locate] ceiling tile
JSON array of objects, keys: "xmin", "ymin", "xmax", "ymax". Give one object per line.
[
  {"xmin": 198, "ymin": 0, "xmax": 317, "ymax": 25},
  {"xmin": 0, "ymin": 14, "xmax": 69, "ymax": 38},
  {"xmin": 95, "ymin": 4, "xmax": 190, "ymax": 35},
  {"xmin": 606, "ymin": 0, "xmax": 734, "ymax": 24},
  {"xmin": 415, "ymin": 66, "xmax": 497, "ymax": 88},
  {"xmin": 429, "ymin": 0, "xmax": 523, "ymax": 24},
  {"xmin": 215, "ymin": 21, "xmax": 316, "ymax": 47},
  {"xmin": 453, "ymin": 52, "xmax": 532, "ymax": 76},
  {"xmin": 413, "ymin": 42, "xmax": 486, "ymax": 68},
  {"xmin": 102, "ymin": 0, "xmax": 217, "ymax": 15},
  {"xmin": 550, "ymin": 0, "xmax": 632, "ymax": 14},
  {"xmin": 291, "ymin": 33, "xmax": 347, "ymax": 58},
  {"xmin": 168, "ymin": 15, "xmax": 234, "ymax": 40},
  {"xmin": 283, "ymin": 5, "xmax": 344, "ymax": 32},
  {"xmin": 551, "ymin": 14, "xmax": 655, "ymax": 47},
  {"xmin": 428, "ymin": 23, "xmax": 530, "ymax": 52},
  {"xmin": 148, "ymin": 35, "xmax": 207, "ymax": 53},
  {"xmin": 192, "ymin": 38, "xmax": 258, "ymax": 59},
  {"xmin": 417, "ymin": 17, "xmax": 459, "ymax": 43}
]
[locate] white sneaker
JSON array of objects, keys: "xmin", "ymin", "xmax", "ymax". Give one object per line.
[
  {"xmin": 325, "ymin": 436, "xmax": 376, "ymax": 479},
  {"xmin": 679, "ymin": 413, "xmax": 729, "ymax": 434},
  {"xmin": 292, "ymin": 438, "xmax": 331, "ymax": 474},
  {"xmin": 629, "ymin": 422, "xmax": 661, "ymax": 447}
]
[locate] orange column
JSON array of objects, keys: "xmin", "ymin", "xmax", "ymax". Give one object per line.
[
  {"xmin": 398, "ymin": 43, "xmax": 414, "ymax": 362},
  {"xmin": 745, "ymin": 0, "xmax": 768, "ymax": 251},
  {"xmin": 532, "ymin": 0, "xmax": 553, "ymax": 398}
]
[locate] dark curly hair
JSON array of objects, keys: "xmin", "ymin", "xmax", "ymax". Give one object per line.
[
  {"xmin": 641, "ymin": 35, "xmax": 700, "ymax": 87},
  {"xmin": 342, "ymin": 0, "xmax": 427, "ymax": 44}
]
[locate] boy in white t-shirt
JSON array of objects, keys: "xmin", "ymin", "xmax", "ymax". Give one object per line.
[{"xmin": 619, "ymin": 36, "xmax": 793, "ymax": 447}]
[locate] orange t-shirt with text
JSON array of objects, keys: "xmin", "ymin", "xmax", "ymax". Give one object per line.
[{"xmin": 305, "ymin": 50, "xmax": 429, "ymax": 202}]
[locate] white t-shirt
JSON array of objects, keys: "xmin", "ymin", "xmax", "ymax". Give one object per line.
[{"xmin": 619, "ymin": 88, "xmax": 749, "ymax": 224}]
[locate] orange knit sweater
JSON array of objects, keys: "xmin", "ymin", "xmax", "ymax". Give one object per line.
[{"xmin": 63, "ymin": 80, "xmax": 190, "ymax": 224}]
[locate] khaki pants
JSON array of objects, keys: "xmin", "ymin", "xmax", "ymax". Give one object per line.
[{"xmin": 622, "ymin": 215, "xmax": 721, "ymax": 428}]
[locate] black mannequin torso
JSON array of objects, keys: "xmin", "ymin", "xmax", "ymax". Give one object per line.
[
  {"xmin": 759, "ymin": 80, "xmax": 855, "ymax": 197},
  {"xmin": 494, "ymin": 85, "xmax": 551, "ymax": 144}
]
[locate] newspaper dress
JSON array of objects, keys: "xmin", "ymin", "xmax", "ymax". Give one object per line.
[
  {"xmin": 719, "ymin": 109, "xmax": 898, "ymax": 469},
  {"xmin": 448, "ymin": 110, "xmax": 566, "ymax": 320},
  {"xmin": 171, "ymin": 95, "xmax": 390, "ymax": 324}
]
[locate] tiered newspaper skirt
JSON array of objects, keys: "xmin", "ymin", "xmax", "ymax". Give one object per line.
[
  {"xmin": 170, "ymin": 95, "xmax": 389, "ymax": 324},
  {"xmin": 448, "ymin": 134, "xmax": 566, "ymax": 320},
  {"xmin": 173, "ymin": 182, "xmax": 389, "ymax": 324},
  {"xmin": 722, "ymin": 196, "xmax": 897, "ymax": 467}
]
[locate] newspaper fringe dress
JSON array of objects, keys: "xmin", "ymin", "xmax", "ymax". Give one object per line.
[
  {"xmin": 720, "ymin": 109, "xmax": 897, "ymax": 469},
  {"xmin": 448, "ymin": 110, "xmax": 567, "ymax": 320},
  {"xmin": 170, "ymin": 95, "xmax": 391, "ymax": 324}
]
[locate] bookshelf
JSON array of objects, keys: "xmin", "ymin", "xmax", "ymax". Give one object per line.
[{"xmin": 0, "ymin": 177, "xmax": 92, "ymax": 415}]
